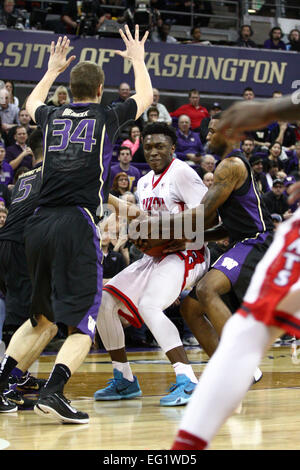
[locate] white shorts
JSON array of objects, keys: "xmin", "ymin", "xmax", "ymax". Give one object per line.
[{"xmin": 103, "ymin": 247, "xmax": 209, "ymax": 328}]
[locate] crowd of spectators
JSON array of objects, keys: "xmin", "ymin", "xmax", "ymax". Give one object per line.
[
  {"xmin": 0, "ymin": 0, "xmax": 299, "ymax": 52},
  {"xmin": 1, "ymin": 73, "xmax": 300, "ymax": 348}
]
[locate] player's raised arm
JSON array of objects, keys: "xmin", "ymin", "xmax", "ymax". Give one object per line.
[
  {"xmin": 26, "ymin": 36, "xmax": 76, "ymax": 122},
  {"xmin": 217, "ymin": 94, "xmax": 300, "ymax": 141},
  {"xmin": 115, "ymin": 24, "xmax": 153, "ymax": 119}
]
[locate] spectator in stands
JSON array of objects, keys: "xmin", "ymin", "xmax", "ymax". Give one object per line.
[
  {"xmin": 242, "ymin": 87, "xmax": 255, "ymax": 100},
  {"xmin": 0, "ymin": 182, "xmax": 10, "ymax": 207},
  {"xmin": 0, "ymin": 0, "xmax": 26, "ymax": 28},
  {"xmin": 145, "ymin": 106, "xmax": 159, "ymax": 124},
  {"xmin": 170, "ymin": 89, "xmax": 209, "ymax": 131},
  {"xmin": 249, "ymin": 155, "xmax": 270, "ymax": 194},
  {"xmin": 175, "ymin": 114, "xmax": 204, "ymax": 164},
  {"xmin": 183, "ymin": 26, "xmax": 211, "ymax": 45},
  {"xmin": 0, "ymin": 143, "xmax": 13, "ymax": 186},
  {"xmin": 203, "ymin": 171, "xmax": 214, "ymax": 188},
  {"xmin": 61, "ymin": 0, "xmax": 106, "ymax": 35},
  {"xmin": 101, "ymin": 228, "xmax": 128, "ymax": 285},
  {"xmin": 151, "ymin": 20, "xmax": 177, "ymax": 43},
  {"xmin": 263, "ymin": 26, "xmax": 286, "ymax": 50},
  {"xmin": 0, "ymin": 206, "xmax": 7, "ymax": 228},
  {"xmin": 264, "ymin": 141, "xmax": 286, "ymax": 172},
  {"xmin": 262, "ymin": 178, "xmax": 290, "ymax": 218},
  {"xmin": 287, "ymin": 29, "xmax": 300, "ymax": 52},
  {"xmin": 110, "ymin": 172, "xmax": 131, "ymax": 198},
  {"xmin": 197, "ymin": 154, "xmax": 216, "ymax": 178},
  {"xmin": 5, "ymin": 81, "xmax": 19, "ymax": 108},
  {"xmin": 271, "ymin": 213, "xmax": 282, "ymax": 230},
  {"xmin": 0, "ymin": 88, "xmax": 19, "ymax": 133},
  {"xmin": 111, "ymin": 82, "xmax": 131, "ymax": 106},
  {"xmin": 285, "ymin": 140, "xmax": 300, "ymax": 175},
  {"xmin": 143, "ymin": 88, "xmax": 172, "ymax": 125},
  {"xmin": 121, "ymin": 125, "xmax": 141, "ymax": 157},
  {"xmin": 236, "ymin": 24, "xmax": 257, "ymax": 48},
  {"xmin": 6, "ymin": 109, "xmax": 35, "ymax": 146},
  {"xmin": 283, "ymin": 175, "xmax": 298, "ymax": 212},
  {"xmin": 199, "ymin": 102, "xmax": 222, "ymax": 143},
  {"xmin": 241, "ymin": 138, "xmax": 255, "ymax": 160},
  {"xmin": 47, "ymin": 86, "xmax": 71, "ymax": 107},
  {"xmin": 269, "ymin": 120, "xmax": 296, "ymax": 149},
  {"xmin": 5, "ymin": 126, "xmax": 33, "ymax": 171},
  {"xmin": 265, "ymin": 160, "xmax": 279, "ymax": 189},
  {"xmin": 110, "ymin": 146, "xmax": 141, "ymax": 192}
]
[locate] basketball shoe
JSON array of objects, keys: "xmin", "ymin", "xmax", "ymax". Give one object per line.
[
  {"xmin": 15, "ymin": 372, "xmax": 46, "ymax": 393},
  {"xmin": 0, "ymin": 392, "xmax": 17, "ymax": 413},
  {"xmin": 160, "ymin": 374, "xmax": 196, "ymax": 406},
  {"xmin": 94, "ymin": 369, "xmax": 142, "ymax": 401},
  {"xmin": 34, "ymin": 392, "xmax": 89, "ymax": 424}
]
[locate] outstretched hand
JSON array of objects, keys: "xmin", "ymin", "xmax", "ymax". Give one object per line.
[
  {"xmin": 116, "ymin": 24, "xmax": 149, "ymax": 62},
  {"xmin": 48, "ymin": 36, "xmax": 76, "ymax": 75}
]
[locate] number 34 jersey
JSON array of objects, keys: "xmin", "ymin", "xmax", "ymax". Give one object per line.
[
  {"xmin": 35, "ymin": 99, "xmax": 137, "ymax": 220},
  {"xmin": 0, "ymin": 163, "xmax": 43, "ymax": 244}
]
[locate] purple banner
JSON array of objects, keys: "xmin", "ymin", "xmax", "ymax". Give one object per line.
[{"xmin": 0, "ymin": 30, "xmax": 299, "ymax": 97}]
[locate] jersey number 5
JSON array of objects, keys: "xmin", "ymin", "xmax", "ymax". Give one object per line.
[{"xmin": 49, "ymin": 119, "xmax": 97, "ymax": 152}]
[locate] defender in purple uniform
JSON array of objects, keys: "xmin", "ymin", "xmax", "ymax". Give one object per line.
[
  {"xmin": 0, "ymin": 30, "xmax": 152, "ymax": 423},
  {"xmin": 178, "ymin": 114, "xmax": 274, "ymax": 375}
]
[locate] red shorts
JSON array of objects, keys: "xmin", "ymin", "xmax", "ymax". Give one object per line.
[{"xmin": 237, "ymin": 209, "xmax": 300, "ymax": 338}]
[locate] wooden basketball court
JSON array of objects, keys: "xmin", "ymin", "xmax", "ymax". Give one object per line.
[{"xmin": 1, "ymin": 343, "xmax": 300, "ymax": 451}]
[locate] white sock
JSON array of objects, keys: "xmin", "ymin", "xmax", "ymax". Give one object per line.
[
  {"xmin": 112, "ymin": 361, "xmax": 134, "ymax": 382},
  {"xmin": 173, "ymin": 362, "xmax": 198, "ymax": 384}
]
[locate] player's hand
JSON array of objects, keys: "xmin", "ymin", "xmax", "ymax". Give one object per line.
[
  {"xmin": 162, "ymin": 239, "xmax": 187, "ymax": 253},
  {"xmin": 217, "ymin": 100, "xmax": 273, "ymax": 140},
  {"xmin": 48, "ymin": 36, "xmax": 76, "ymax": 75},
  {"xmin": 116, "ymin": 24, "xmax": 149, "ymax": 62}
]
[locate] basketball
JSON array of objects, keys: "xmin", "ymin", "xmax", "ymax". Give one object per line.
[{"xmin": 140, "ymin": 238, "xmax": 171, "ymax": 257}]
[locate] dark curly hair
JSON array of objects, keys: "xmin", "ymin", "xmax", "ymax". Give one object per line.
[{"xmin": 142, "ymin": 122, "xmax": 177, "ymax": 145}]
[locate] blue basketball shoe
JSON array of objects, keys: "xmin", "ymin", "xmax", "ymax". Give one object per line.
[
  {"xmin": 160, "ymin": 374, "xmax": 197, "ymax": 406},
  {"xmin": 94, "ymin": 369, "xmax": 142, "ymax": 401}
]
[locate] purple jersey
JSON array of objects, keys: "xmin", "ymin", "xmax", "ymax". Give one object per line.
[{"xmin": 110, "ymin": 163, "xmax": 141, "ymax": 191}]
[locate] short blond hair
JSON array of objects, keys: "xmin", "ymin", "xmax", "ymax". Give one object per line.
[{"xmin": 70, "ymin": 61, "xmax": 105, "ymax": 101}]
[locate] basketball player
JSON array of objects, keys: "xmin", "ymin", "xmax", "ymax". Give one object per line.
[
  {"xmin": 159, "ymin": 112, "xmax": 274, "ymax": 385},
  {"xmin": 94, "ymin": 122, "xmax": 210, "ymax": 406},
  {"xmin": 0, "ymin": 28, "xmax": 153, "ymax": 422},
  {"xmin": 172, "ymin": 94, "xmax": 300, "ymax": 449},
  {"xmin": 0, "ymin": 128, "xmax": 58, "ymax": 412}
]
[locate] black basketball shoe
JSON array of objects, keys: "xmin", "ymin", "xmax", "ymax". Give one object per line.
[{"xmin": 34, "ymin": 392, "xmax": 89, "ymax": 424}]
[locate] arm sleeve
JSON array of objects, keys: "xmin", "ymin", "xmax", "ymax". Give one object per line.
[{"xmin": 172, "ymin": 165, "xmax": 208, "ymax": 209}]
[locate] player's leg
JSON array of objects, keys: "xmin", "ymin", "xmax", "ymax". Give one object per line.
[
  {"xmin": 138, "ymin": 255, "xmax": 198, "ymax": 406},
  {"xmin": 94, "ymin": 290, "xmax": 141, "ymax": 401},
  {"xmin": 30, "ymin": 208, "xmax": 100, "ymax": 423},
  {"xmin": 180, "ymin": 295, "xmax": 219, "ymax": 357},
  {"xmin": 172, "ymin": 216, "xmax": 300, "ymax": 449},
  {"xmin": 0, "ymin": 314, "xmax": 55, "ymax": 413},
  {"xmin": 195, "ymin": 268, "xmax": 232, "ymax": 336},
  {"xmin": 172, "ymin": 313, "xmax": 283, "ymax": 449}
]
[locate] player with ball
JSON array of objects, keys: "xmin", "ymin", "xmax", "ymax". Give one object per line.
[{"xmin": 94, "ymin": 122, "xmax": 209, "ymax": 407}]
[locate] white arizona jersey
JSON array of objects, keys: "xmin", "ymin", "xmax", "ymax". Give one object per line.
[{"xmin": 137, "ymin": 158, "xmax": 207, "ymax": 215}]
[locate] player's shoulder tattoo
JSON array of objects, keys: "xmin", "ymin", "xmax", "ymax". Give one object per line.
[{"xmin": 214, "ymin": 157, "xmax": 246, "ymax": 186}]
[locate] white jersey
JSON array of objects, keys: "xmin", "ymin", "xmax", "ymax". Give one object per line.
[
  {"xmin": 104, "ymin": 158, "xmax": 210, "ymax": 329},
  {"xmin": 137, "ymin": 158, "xmax": 207, "ymax": 215}
]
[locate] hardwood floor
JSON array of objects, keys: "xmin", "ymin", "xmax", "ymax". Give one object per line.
[{"xmin": 2, "ymin": 344, "xmax": 300, "ymax": 451}]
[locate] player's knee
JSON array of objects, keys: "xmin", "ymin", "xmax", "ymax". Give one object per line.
[
  {"xmin": 138, "ymin": 296, "xmax": 153, "ymax": 320},
  {"xmin": 195, "ymin": 279, "xmax": 213, "ymax": 308}
]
